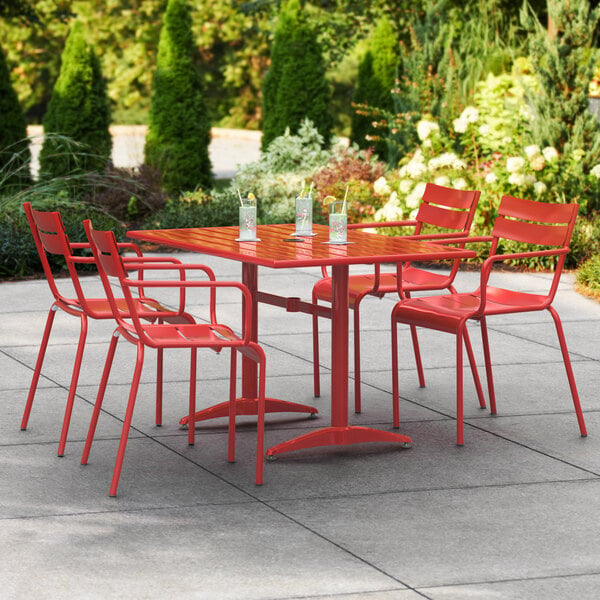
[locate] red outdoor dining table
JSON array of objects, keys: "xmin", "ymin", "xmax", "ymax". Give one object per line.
[{"xmin": 127, "ymin": 223, "xmax": 476, "ymax": 458}]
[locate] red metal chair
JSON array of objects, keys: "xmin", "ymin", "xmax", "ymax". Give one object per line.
[
  {"xmin": 81, "ymin": 219, "xmax": 267, "ymax": 496},
  {"xmin": 21, "ymin": 202, "xmax": 194, "ymax": 457},
  {"xmin": 312, "ymin": 183, "xmax": 482, "ymax": 412},
  {"xmin": 391, "ymin": 195, "xmax": 587, "ymax": 445}
]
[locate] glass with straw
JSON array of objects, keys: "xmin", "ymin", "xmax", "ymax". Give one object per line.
[
  {"xmin": 237, "ymin": 191, "xmax": 258, "ymax": 241},
  {"xmin": 294, "ymin": 182, "xmax": 315, "ymax": 236},
  {"xmin": 328, "ymin": 186, "xmax": 348, "ymax": 243}
]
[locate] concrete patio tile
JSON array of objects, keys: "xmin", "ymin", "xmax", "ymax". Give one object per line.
[
  {"xmin": 0, "ymin": 279, "xmax": 53, "ymax": 310},
  {"xmin": 0, "ymin": 503, "xmax": 403, "ymax": 599},
  {"xmin": 420, "ymin": 573, "xmax": 600, "ymax": 600},
  {"xmin": 73, "ymin": 371, "xmax": 441, "ymax": 445},
  {"xmin": 4, "ymin": 335, "xmax": 316, "ymax": 391},
  {"xmin": 0, "ymin": 307, "xmax": 118, "ymax": 347},
  {"xmin": 0, "ymin": 438, "xmax": 251, "ymax": 518},
  {"xmin": 490, "ymin": 317, "xmax": 600, "ymax": 361},
  {"xmin": 0, "ymin": 351, "xmax": 41, "ymax": 389},
  {"xmin": 268, "ymin": 479, "xmax": 600, "ymax": 589},
  {"xmin": 468, "ymin": 411, "xmax": 600, "ymax": 473},
  {"xmin": 158, "ymin": 418, "xmax": 593, "ymax": 502},
  {"xmin": 362, "ymin": 357, "xmax": 600, "ymax": 417},
  {"xmin": 0, "ymin": 385, "xmax": 132, "ymax": 447}
]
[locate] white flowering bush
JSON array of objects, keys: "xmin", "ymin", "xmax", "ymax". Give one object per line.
[{"xmin": 374, "ymin": 60, "xmax": 600, "ymax": 237}]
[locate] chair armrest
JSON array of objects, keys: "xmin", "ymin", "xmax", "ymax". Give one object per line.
[
  {"xmin": 348, "ymin": 220, "xmax": 418, "ymax": 230},
  {"xmin": 474, "ymin": 247, "xmax": 569, "ymax": 315},
  {"xmin": 124, "ymin": 278, "xmax": 254, "ymax": 344},
  {"xmin": 120, "ymin": 262, "xmax": 216, "ymax": 320}
]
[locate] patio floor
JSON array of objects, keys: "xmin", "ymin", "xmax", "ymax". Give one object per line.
[{"xmin": 1, "ymin": 255, "xmax": 600, "ymax": 599}]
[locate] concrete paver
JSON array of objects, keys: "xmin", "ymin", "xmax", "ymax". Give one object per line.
[{"xmin": 2, "ymin": 246, "xmax": 600, "ymax": 598}]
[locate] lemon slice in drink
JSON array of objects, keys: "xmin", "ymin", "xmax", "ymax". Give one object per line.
[
  {"xmin": 247, "ymin": 192, "xmax": 256, "ymax": 200},
  {"xmin": 323, "ymin": 195, "xmax": 337, "ymax": 205}
]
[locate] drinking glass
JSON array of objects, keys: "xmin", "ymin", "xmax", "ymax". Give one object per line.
[
  {"xmin": 238, "ymin": 196, "xmax": 257, "ymax": 241},
  {"xmin": 328, "ymin": 201, "xmax": 347, "ymax": 243},
  {"xmin": 294, "ymin": 196, "xmax": 313, "ymax": 236}
]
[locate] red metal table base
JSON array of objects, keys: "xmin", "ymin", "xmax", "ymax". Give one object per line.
[
  {"xmin": 266, "ymin": 425, "xmax": 413, "ymax": 458},
  {"xmin": 179, "ymin": 396, "xmax": 317, "ymax": 427}
]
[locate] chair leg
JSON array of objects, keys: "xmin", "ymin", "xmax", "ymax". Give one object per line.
[
  {"xmin": 57, "ymin": 312, "xmax": 88, "ymax": 457},
  {"xmin": 156, "ymin": 347, "xmax": 163, "ymax": 426},
  {"xmin": 409, "ymin": 325, "xmax": 426, "ymax": 388},
  {"xmin": 391, "ymin": 313, "xmax": 400, "ymax": 429},
  {"xmin": 21, "ymin": 305, "xmax": 58, "ymax": 430},
  {"xmin": 353, "ymin": 301, "xmax": 362, "ymax": 413},
  {"xmin": 228, "ymin": 349, "xmax": 237, "ymax": 463},
  {"xmin": 188, "ymin": 348, "xmax": 197, "ymax": 446},
  {"xmin": 463, "ymin": 326, "xmax": 486, "ymax": 409},
  {"xmin": 256, "ymin": 350, "xmax": 267, "ymax": 486},
  {"xmin": 81, "ymin": 332, "xmax": 119, "ymax": 464},
  {"xmin": 456, "ymin": 330, "xmax": 464, "ymax": 446},
  {"xmin": 109, "ymin": 341, "xmax": 145, "ymax": 497},
  {"xmin": 548, "ymin": 307, "xmax": 587, "ymax": 436},
  {"xmin": 312, "ymin": 293, "xmax": 321, "ymax": 398},
  {"xmin": 479, "ymin": 317, "xmax": 497, "ymax": 414},
  {"xmin": 404, "ymin": 293, "xmax": 426, "ymax": 388}
]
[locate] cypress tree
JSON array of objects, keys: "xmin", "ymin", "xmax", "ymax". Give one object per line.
[
  {"xmin": 350, "ymin": 15, "xmax": 399, "ymax": 161},
  {"xmin": 261, "ymin": 0, "xmax": 333, "ymax": 151},
  {"xmin": 0, "ymin": 42, "xmax": 31, "ymax": 190},
  {"xmin": 144, "ymin": 0, "xmax": 213, "ymax": 195},
  {"xmin": 524, "ymin": 0, "xmax": 600, "ymax": 171},
  {"xmin": 39, "ymin": 20, "xmax": 112, "ymax": 180}
]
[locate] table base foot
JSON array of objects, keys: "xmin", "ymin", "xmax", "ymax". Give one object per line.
[
  {"xmin": 265, "ymin": 426, "xmax": 413, "ymax": 457},
  {"xmin": 179, "ymin": 397, "xmax": 318, "ymax": 427}
]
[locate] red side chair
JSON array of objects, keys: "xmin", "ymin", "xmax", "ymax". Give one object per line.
[
  {"xmin": 81, "ymin": 220, "xmax": 268, "ymax": 496},
  {"xmin": 312, "ymin": 183, "xmax": 482, "ymax": 412},
  {"xmin": 21, "ymin": 202, "xmax": 194, "ymax": 456},
  {"xmin": 391, "ymin": 195, "xmax": 587, "ymax": 445}
]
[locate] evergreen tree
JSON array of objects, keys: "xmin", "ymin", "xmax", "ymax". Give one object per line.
[
  {"xmin": 261, "ymin": 0, "xmax": 333, "ymax": 151},
  {"xmin": 523, "ymin": 0, "xmax": 600, "ymax": 171},
  {"xmin": 39, "ymin": 20, "xmax": 112, "ymax": 180},
  {"xmin": 350, "ymin": 15, "xmax": 399, "ymax": 161},
  {"xmin": 0, "ymin": 43, "xmax": 31, "ymax": 190},
  {"xmin": 144, "ymin": 0, "xmax": 212, "ymax": 195}
]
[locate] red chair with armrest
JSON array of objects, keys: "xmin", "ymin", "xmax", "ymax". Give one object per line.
[
  {"xmin": 312, "ymin": 183, "xmax": 482, "ymax": 412},
  {"xmin": 21, "ymin": 202, "xmax": 194, "ymax": 456},
  {"xmin": 391, "ymin": 195, "xmax": 587, "ymax": 445},
  {"xmin": 81, "ymin": 219, "xmax": 268, "ymax": 496}
]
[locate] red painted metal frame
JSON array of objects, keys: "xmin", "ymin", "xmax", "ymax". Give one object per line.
[
  {"xmin": 83, "ymin": 220, "xmax": 271, "ymax": 494},
  {"xmin": 21, "ymin": 202, "xmax": 195, "ymax": 458},
  {"xmin": 312, "ymin": 183, "xmax": 482, "ymax": 412},
  {"xmin": 127, "ymin": 223, "xmax": 477, "ymax": 458},
  {"xmin": 390, "ymin": 196, "xmax": 587, "ymax": 446}
]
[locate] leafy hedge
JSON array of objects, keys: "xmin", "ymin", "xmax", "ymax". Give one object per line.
[{"xmin": 0, "ymin": 199, "xmax": 124, "ymax": 279}]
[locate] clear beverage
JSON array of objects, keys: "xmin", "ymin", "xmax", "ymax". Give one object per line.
[
  {"xmin": 328, "ymin": 213, "xmax": 347, "ymax": 243},
  {"xmin": 239, "ymin": 205, "xmax": 257, "ymax": 240},
  {"xmin": 295, "ymin": 196, "xmax": 313, "ymax": 235}
]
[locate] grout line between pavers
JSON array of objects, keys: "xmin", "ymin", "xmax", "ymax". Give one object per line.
[{"xmin": 417, "ymin": 568, "xmax": 600, "ymax": 593}]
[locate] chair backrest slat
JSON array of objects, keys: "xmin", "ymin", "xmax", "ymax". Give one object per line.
[
  {"xmin": 417, "ymin": 202, "xmax": 470, "ymax": 231},
  {"xmin": 498, "ymin": 194, "xmax": 577, "ymax": 224},
  {"xmin": 493, "ymin": 216, "xmax": 571, "ymax": 246},
  {"xmin": 493, "ymin": 196, "xmax": 578, "ymax": 247},
  {"xmin": 417, "ymin": 183, "xmax": 481, "ymax": 233}
]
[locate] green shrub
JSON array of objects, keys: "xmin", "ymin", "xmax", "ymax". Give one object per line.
[
  {"xmin": 232, "ymin": 119, "xmax": 333, "ymax": 223},
  {"xmin": 576, "ymin": 254, "xmax": 600, "ymax": 295},
  {"xmin": 261, "ymin": 0, "xmax": 333, "ymax": 151},
  {"xmin": 144, "ymin": 0, "xmax": 213, "ymax": 195},
  {"xmin": 311, "ymin": 146, "xmax": 386, "ymax": 223},
  {"xmin": 350, "ymin": 16, "xmax": 399, "ymax": 161},
  {"xmin": 141, "ymin": 189, "xmax": 236, "ymax": 230},
  {"xmin": 0, "ymin": 43, "xmax": 31, "ymax": 191},
  {"xmin": 39, "ymin": 20, "xmax": 112, "ymax": 180},
  {"xmin": 0, "ymin": 199, "xmax": 124, "ymax": 279}
]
